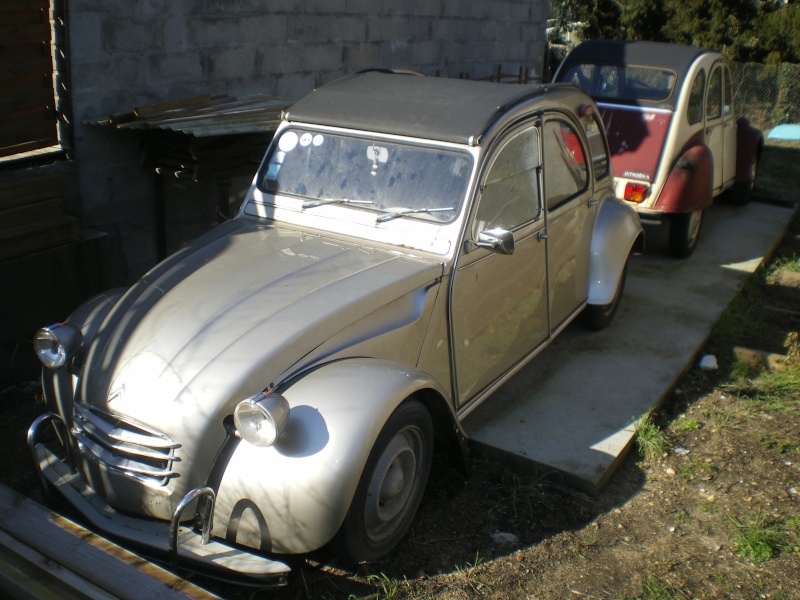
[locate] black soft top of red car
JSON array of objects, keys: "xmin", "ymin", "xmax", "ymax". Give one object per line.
[
  {"xmin": 557, "ymin": 40, "xmax": 710, "ymax": 106},
  {"xmin": 285, "ymin": 70, "xmax": 554, "ymax": 145}
]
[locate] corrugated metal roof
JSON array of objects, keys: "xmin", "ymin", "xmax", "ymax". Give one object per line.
[{"xmin": 90, "ymin": 94, "xmax": 292, "ymax": 137}]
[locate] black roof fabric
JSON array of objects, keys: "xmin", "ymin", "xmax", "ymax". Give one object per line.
[
  {"xmin": 285, "ymin": 71, "xmax": 549, "ymax": 145},
  {"xmin": 558, "ymin": 40, "xmax": 708, "ymax": 89}
]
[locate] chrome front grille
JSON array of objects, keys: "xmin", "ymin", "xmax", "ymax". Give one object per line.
[{"xmin": 71, "ymin": 402, "xmax": 181, "ymax": 485}]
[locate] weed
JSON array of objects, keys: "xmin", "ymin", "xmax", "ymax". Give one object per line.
[
  {"xmin": 674, "ymin": 510, "xmax": 692, "ymax": 524},
  {"xmin": 455, "ymin": 552, "xmax": 492, "ymax": 594},
  {"xmin": 635, "ymin": 415, "xmax": 668, "ymax": 464},
  {"xmin": 356, "ymin": 572, "xmax": 400, "ymax": 600},
  {"xmin": 700, "ymin": 501, "xmax": 718, "ymax": 514},
  {"xmin": 634, "ymin": 574, "xmax": 688, "ymax": 599},
  {"xmin": 731, "ymin": 359, "xmax": 760, "ymax": 378},
  {"xmin": 491, "ymin": 469, "xmax": 548, "ymax": 519},
  {"xmin": 757, "ymin": 433, "xmax": 797, "ymax": 454},
  {"xmin": 679, "ymin": 418, "xmax": 701, "ymax": 431},
  {"xmin": 728, "ymin": 513, "xmax": 785, "ymax": 564}
]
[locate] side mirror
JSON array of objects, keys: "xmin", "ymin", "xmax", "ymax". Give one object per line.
[{"xmin": 473, "ymin": 227, "xmax": 515, "ymax": 255}]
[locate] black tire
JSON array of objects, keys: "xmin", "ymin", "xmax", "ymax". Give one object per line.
[
  {"xmin": 668, "ymin": 210, "xmax": 703, "ymax": 259},
  {"xmin": 332, "ymin": 399, "xmax": 433, "ymax": 563},
  {"xmin": 729, "ymin": 157, "xmax": 759, "ymax": 206},
  {"xmin": 581, "ymin": 258, "xmax": 628, "ymax": 331}
]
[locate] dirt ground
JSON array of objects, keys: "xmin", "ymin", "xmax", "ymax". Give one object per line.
[{"xmin": 2, "ymin": 145, "xmax": 798, "ymax": 600}]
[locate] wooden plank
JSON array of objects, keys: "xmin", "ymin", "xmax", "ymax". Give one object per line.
[
  {"xmin": 0, "ymin": 22, "xmax": 50, "ymax": 45},
  {"xmin": 0, "ymin": 529, "xmax": 118, "ymax": 600},
  {"xmin": 0, "ymin": 74, "xmax": 53, "ymax": 113},
  {"xmin": 0, "ymin": 0, "xmax": 49, "ymax": 13},
  {"xmin": 0, "ymin": 137, "xmax": 59, "ymax": 159},
  {"xmin": 0, "ymin": 484, "xmax": 222, "ymax": 599},
  {"xmin": 0, "ymin": 52, "xmax": 52, "ymax": 80},
  {"xmin": 0, "ymin": 215, "xmax": 79, "ymax": 261},
  {"xmin": 0, "ymin": 105, "xmax": 56, "ymax": 148},
  {"xmin": 0, "ymin": 173, "xmax": 62, "ymax": 208},
  {"xmin": 0, "ymin": 9, "xmax": 48, "ymax": 26},
  {"xmin": 0, "ymin": 197, "xmax": 63, "ymax": 230}
]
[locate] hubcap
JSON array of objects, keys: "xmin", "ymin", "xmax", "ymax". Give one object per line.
[{"xmin": 364, "ymin": 428, "xmax": 422, "ymax": 542}]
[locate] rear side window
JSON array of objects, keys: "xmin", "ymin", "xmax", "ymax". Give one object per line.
[
  {"xmin": 584, "ymin": 113, "xmax": 609, "ymax": 180},
  {"xmin": 543, "ymin": 120, "xmax": 588, "ymax": 207},
  {"xmin": 687, "ymin": 71, "xmax": 705, "ymax": 124},
  {"xmin": 706, "ymin": 67, "xmax": 722, "ymax": 120}
]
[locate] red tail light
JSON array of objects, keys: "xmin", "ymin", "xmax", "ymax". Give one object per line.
[{"xmin": 624, "ymin": 182, "xmax": 649, "ymax": 203}]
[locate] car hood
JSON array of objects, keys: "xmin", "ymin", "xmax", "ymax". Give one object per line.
[{"xmin": 78, "ymin": 219, "xmax": 443, "ymax": 426}]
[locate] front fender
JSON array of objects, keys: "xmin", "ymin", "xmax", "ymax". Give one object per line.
[
  {"xmin": 655, "ymin": 145, "xmax": 713, "ymax": 213},
  {"xmin": 587, "ymin": 199, "xmax": 644, "ymax": 305},
  {"xmin": 212, "ymin": 358, "xmax": 450, "ymax": 555}
]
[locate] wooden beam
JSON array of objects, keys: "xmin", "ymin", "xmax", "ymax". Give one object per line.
[{"xmin": 0, "ymin": 484, "xmax": 222, "ymax": 599}]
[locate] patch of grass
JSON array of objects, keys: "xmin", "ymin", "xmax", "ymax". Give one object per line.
[
  {"xmin": 455, "ymin": 552, "xmax": 492, "ymax": 594},
  {"xmin": 354, "ymin": 573, "xmax": 401, "ymax": 600},
  {"xmin": 491, "ymin": 469, "xmax": 548, "ymax": 519},
  {"xmin": 678, "ymin": 418, "xmax": 701, "ymax": 431},
  {"xmin": 757, "ymin": 433, "xmax": 798, "ymax": 454},
  {"xmin": 632, "ymin": 575, "xmax": 688, "ymax": 600},
  {"xmin": 635, "ymin": 415, "xmax": 668, "ymax": 465},
  {"xmin": 728, "ymin": 513, "xmax": 785, "ymax": 564}
]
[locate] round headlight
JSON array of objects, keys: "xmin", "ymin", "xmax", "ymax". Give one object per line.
[
  {"xmin": 33, "ymin": 323, "xmax": 83, "ymax": 369},
  {"xmin": 233, "ymin": 391, "xmax": 290, "ymax": 447}
]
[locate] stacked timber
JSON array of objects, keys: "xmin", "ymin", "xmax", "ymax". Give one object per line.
[{"xmin": 0, "ymin": 173, "xmax": 79, "ymax": 262}]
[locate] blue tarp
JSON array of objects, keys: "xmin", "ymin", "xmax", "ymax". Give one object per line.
[{"xmin": 767, "ymin": 124, "xmax": 800, "ymax": 141}]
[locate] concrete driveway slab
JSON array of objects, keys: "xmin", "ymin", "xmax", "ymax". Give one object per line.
[{"xmin": 463, "ymin": 200, "xmax": 797, "ymax": 494}]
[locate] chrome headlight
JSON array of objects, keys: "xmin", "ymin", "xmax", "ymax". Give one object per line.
[
  {"xmin": 33, "ymin": 323, "xmax": 83, "ymax": 369},
  {"xmin": 233, "ymin": 391, "xmax": 290, "ymax": 447}
]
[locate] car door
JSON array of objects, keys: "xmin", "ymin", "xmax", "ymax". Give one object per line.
[
  {"xmin": 705, "ymin": 63, "xmax": 725, "ymax": 193},
  {"xmin": 541, "ymin": 115, "xmax": 594, "ymax": 329},
  {"xmin": 721, "ymin": 63, "xmax": 737, "ymax": 187},
  {"xmin": 451, "ymin": 123, "xmax": 548, "ymax": 406}
]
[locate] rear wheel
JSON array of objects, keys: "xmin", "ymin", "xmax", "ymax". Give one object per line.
[
  {"xmin": 581, "ymin": 257, "xmax": 628, "ymax": 331},
  {"xmin": 729, "ymin": 156, "xmax": 759, "ymax": 206},
  {"xmin": 668, "ymin": 209, "xmax": 703, "ymax": 258},
  {"xmin": 332, "ymin": 399, "xmax": 433, "ymax": 563}
]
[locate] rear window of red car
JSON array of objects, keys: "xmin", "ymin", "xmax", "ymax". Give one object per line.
[{"xmin": 561, "ymin": 64, "xmax": 677, "ymax": 103}]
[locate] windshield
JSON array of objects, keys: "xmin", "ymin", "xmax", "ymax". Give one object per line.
[
  {"xmin": 562, "ymin": 64, "xmax": 676, "ymax": 103},
  {"xmin": 257, "ymin": 129, "xmax": 471, "ymax": 223}
]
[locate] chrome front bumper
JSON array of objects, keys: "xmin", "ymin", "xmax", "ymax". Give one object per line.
[{"xmin": 27, "ymin": 412, "xmax": 290, "ymax": 586}]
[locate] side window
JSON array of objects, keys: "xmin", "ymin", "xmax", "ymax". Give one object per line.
[
  {"xmin": 473, "ymin": 127, "xmax": 540, "ymax": 236},
  {"xmin": 723, "ymin": 65, "xmax": 734, "ymax": 116},
  {"xmin": 543, "ymin": 120, "xmax": 588, "ymax": 208},
  {"xmin": 687, "ymin": 70, "xmax": 705, "ymax": 124},
  {"xmin": 706, "ymin": 66, "xmax": 722, "ymax": 120},
  {"xmin": 584, "ymin": 113, "xmax": 609, "ymax": 180}
]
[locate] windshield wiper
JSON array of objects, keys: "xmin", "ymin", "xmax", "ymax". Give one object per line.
[
  {"xmin": 376, "ymin": 207, "xmax": 454, "ymax": 223},
  {"xmin": 301, "ymin": 198, "xmax": 374, "ymax": 209}
]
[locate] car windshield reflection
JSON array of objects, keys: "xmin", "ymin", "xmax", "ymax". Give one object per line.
[{"xmin": 258, "ymin": 129, "xmax": 471, "ymax": 223}]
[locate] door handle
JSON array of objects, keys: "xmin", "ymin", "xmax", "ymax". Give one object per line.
[
  {"xmin": 537, "ymin": 231, "xmax": 548, "ymax": 241},
  {"xmin": 588, "ymin": 199, "xmax": 599, "ymax": 207}
]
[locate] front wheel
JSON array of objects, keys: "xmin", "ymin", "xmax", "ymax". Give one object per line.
[
  {"xmin": 668, "ymin": 209, "xmax": 704, "ymax": 258},
  {"xmin": 331, "ymin": 399, "xmax": 433, "ymax": 563}
]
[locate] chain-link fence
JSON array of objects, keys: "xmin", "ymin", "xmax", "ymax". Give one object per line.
[{"xmin": 731, "ymin": 62, "xmax": 800, "ymax": 132}]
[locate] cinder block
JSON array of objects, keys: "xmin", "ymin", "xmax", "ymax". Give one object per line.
[{"xmin": 240, "ymin": 14, "xmax": 288, "ymax": 43}]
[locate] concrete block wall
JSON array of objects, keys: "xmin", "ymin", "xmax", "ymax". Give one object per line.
[{"xmin": 66, "ymin": 0, "xmax": 548, "ymax": 280}]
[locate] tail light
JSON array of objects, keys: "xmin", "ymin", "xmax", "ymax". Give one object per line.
[{"xmin": 624, "ymin": 182, "xmax": 649, "ymax": 203}]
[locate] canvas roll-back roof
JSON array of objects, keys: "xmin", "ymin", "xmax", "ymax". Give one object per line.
[
  {"xmin": 284, "ymin": 70, "xmax": 550, "ymax": 145},
  {"xmin": 558, "ymin": 40, "xmax": 711, "ymax": 92}
]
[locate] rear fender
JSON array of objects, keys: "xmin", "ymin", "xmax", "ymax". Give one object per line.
[
  {"xmin": 735, "ymin": 117, "xmax": 763, "ymax": 184},
  {"xmin": 212, "ymin": 358, "xmax": 452, "ymax": 555},
  {"xmin": 655, "ymin": 145, "xmax": 713, "ymax": 213},
  {"xmin": 587, "ymin": 199, "xmax": 644, "ymax": 305}
]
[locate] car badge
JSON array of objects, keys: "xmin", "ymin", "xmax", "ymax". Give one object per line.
[{"xmin": 108, "ymin": 384, "xmax": 126, "ymax": 404}]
